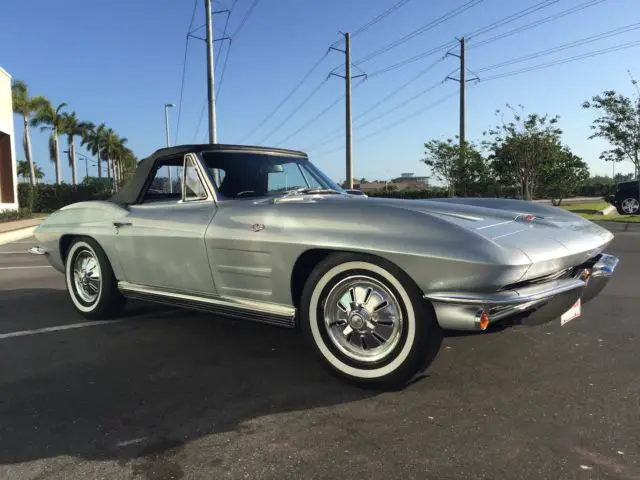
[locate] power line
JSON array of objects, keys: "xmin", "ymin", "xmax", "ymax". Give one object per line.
[
  {"xmin": 358, "ymin": 0, "xmax": 563, "ymax": 80},
  {"xmin": 468, "ymin": 0, "xmax": 606, "ymax": 50},
  {"xmin": 477, "ymin": 22, "xmax": 640, "ymax": 73},
  {"xmin": 304, "ymin": 58, "xmax": 444, "ymax": 150},
  {"xmin": 238, "ymin": 0, "xmax": 419, "ymax": 144},
  {"xmin": 466, "ymin": 0, "xmax": 558, "ymax": 39},
  {"xmin": 309, "ymin": 78, "xmax": 446, "ymax": 150},
  {"xmin": 239, "ymin": 53, "xmax": 329, "ymax": 142},
  {"xmin": 312, "ymin": 90, "xmax": 459, "ymax": 159},
  {"xmin": 353, "ymin": 0, "xmax": 483, "ymax": 65},
  {"xmin": 480, "ymin": 39, "xmax": 640, "ymax": 82},
  {"xmin": 174, "ymin": 0, "xmax": 199, "ymax": 144},
  {"xmin": 256, "ymin": 79, "xmax": 329, "ymax": 145},
  {"xmin": 275, "ymin": 79, "xmax": 367, "ymax": 147},
  {"xmin": 231, "ymin": 0, "xmax": 261, "ymax": 38},
  {"xmin": 367, "ymin": 40, "xmax": 454, "ymax": 77},
  {"xmin": 352, "ymin": 0, "xmax": 414, "ymax": 37}
]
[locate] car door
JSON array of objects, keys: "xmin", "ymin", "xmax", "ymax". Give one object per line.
[{"xmin": 113, "ymin": 153, "xmax": 218, "ymax": 296}]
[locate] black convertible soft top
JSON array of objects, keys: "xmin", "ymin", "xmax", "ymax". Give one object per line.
[{"xmin": 110, "ymin": 143, "xmax": 307, "ymax": 205}]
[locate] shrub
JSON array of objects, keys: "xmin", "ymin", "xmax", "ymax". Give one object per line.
[
  {"xmin": 31, "ymin": 184, "xmax": 113, "ymax": 213},
  {"xmin": 17, "ymin": 183, "xmax": 35, "ymax": 213},
  {"xmin": 0, "ymin": 208, "xmax": 32, "ymax": 222}
]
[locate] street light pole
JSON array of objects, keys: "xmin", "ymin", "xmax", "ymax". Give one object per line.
[
  {"xmin": 65, "ymin": 151, "xmax": 90, "ymax": 183},
  {"xmin": 165, "ymin": 103, "xmax": 176, "ymax": 192}
]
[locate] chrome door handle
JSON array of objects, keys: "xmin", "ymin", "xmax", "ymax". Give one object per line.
[{"xmin": 113, "ymin": 221, "xmax": 132, "ymax": 228}]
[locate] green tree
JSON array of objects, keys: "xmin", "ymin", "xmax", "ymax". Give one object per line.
[
  {"xmin": 582, "ymin": 77, "xmax": 640, "ymax": 179},
  {"xmin": 59, "ymin": 112, "xmax": 93, "ymax": 186},
  {"xmin": 538, "ymin": 147, "xmax": 590, "ymax": 205},
  {"xmin": 484, "ymin": 104, "xmax": 562, "ymax": 200},
  {"xmin": 16, "ymin": 160, "xmax": 44, "ymax": 184},
  {"xmin": 10, "ymin": 80, "xmax": 50, "ymax": 186},
  {"xmin": 421, "ymin": 138, "xmax": 486, "ymax": 197},
  {"xmin": 614, "ymin": 172, "xmax": 634, "ymax": 183},
  {"xmin": 586, "ymin": 175, "xmax": 614, "ymax": 185},
  {"xmin": 31, "ymin": 101, "xmax": 67, "ymax": 184},
  {"xmin": 80, "ymin": 122, "xmax": 106, "ymax": 178}
]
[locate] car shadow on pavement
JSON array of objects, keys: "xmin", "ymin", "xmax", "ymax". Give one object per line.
[{"xmin": 0, "ymin": 288, "xmax": 379, "ymax": 468}]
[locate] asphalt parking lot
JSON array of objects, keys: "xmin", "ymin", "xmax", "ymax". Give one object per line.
[{"xmin": 0, "ymin": 234, "xmax": 639, "ymax": 480}]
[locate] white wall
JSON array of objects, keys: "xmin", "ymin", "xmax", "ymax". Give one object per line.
[{"xmin": 0, "ymin": 66, "xmax": 18, "ymax": 211}]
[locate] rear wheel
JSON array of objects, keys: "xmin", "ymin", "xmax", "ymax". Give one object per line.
[
  {"xmin": 619, "ymin": 197, "xmax": 640, "ymax": 215},
  {"xmin": 65, "ymin": 238, "xmax": 125, "ymax": 319},
  {"xmin": 300, "ymin": 253, "xmax": 442, "ymax": 389}
]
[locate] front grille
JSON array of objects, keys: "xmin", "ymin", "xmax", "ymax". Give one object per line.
[{"xmin": 500, "ymin": 254, "xmax": 602, "ymax": 291}]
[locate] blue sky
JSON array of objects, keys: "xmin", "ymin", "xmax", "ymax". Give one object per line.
[{"xmin": 1, "ymin": 0, "xmax": 639, "ymax": 184}]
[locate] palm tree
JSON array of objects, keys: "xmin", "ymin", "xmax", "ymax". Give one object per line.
[
  {"xmin": 31, "ymin": 102, "xmax": 67, "ymax": 184},
  {"xmin": 11, "ymin": 80, "xmax": 50, "ymax": 186},
  {"xmin": 80, "ymin": 122, "xmax": 107, "ymax": 178},
  {"xmin": 60, "ymin": 112, "xmax": 92, "ymax": 185},
  {"xmin": 103, "ymin": 128, "xmax": 126, "ymax": 191},
  {"xmin": 17, "ymin": 160, "xmax": 44, "ymax": 184}
]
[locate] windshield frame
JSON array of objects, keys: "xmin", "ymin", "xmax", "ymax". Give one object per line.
[{"xmin": 196, "ymin": 150, "xmax": 345, "ymax": 200}]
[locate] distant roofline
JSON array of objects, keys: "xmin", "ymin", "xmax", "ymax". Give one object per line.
[{"xmin": 0, "ymin": 66, "xmax": 11, "ymax": 79}]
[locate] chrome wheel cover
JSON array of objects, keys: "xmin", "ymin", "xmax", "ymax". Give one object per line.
[
  {"xmin": 621, "ymin": 198, "xmax": 640, "ymax": 214},
  {"xmin": 72, "ymin": 249, "xmax": 101, "ymax": 304},
  {"xmin": 323, "ymin": 275, "xmax": 403, "ymax": 364}
]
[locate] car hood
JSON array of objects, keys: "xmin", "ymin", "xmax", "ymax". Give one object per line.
[
  {"xmin": 274, "ymin": 194, "xmax": 614, "ymax": 279},
  {"xmin": 375, "ymin": 196, "xmax": 614, "ymax": 276}
]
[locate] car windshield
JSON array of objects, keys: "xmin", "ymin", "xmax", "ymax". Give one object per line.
[{"xmin": 199, "ymin": 150, "xmax": 345, "ymax": 199}]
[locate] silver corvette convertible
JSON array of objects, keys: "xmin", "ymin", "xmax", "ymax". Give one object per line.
[{"xmin": 31, "ymin": 144, "xmax": 619, "ymax": 388}]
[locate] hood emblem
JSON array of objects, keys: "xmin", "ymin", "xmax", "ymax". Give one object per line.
[{"xmin": 251, "ymin": 224, "xmax": 265, "ymax": 232}]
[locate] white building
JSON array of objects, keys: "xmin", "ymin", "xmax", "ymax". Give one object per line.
[{"xmin": 0, "ymin": 67, "xmax": 18, "ymax": 211}]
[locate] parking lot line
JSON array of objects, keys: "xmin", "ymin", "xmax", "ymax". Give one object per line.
[
  {"xmin": 0, "ymin": 319, "xmax": 127, "ymax": 340},
  {"xmin": 0, "ymin": 265, "xmax": 52, "ymax": 270},
  {"xmin": 0, "ymin": 252, "xmax": 31, "ymax": 255}
]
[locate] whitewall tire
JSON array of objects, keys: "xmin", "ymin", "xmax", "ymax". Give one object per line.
[
  {"xmin": 300, "ymin": 253, "xmax": 442, "ymax": 389},
  {"xmin": 65, "ymin": 238, "xmax": 125, "ymax": 319}
]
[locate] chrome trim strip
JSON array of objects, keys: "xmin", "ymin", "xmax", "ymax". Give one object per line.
[
  {"xmin": 117, "ymin": 281, "xmax": 296, "ymax": 321},
  {"xmin": 423, "ymin": 278, "xmax": 586, "ymax": 306},
  {"xmin": 27, "ymin": 246, "xmax": 47, "ymax": 255}
]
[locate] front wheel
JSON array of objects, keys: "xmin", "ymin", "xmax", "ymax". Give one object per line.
[
  {"xmin": 65, "ymin": 237, "xmax": 126, "ymax": 319},
  {"xmin": 300, "ymin": 253, "xmax": 442, "ymax": 389}
]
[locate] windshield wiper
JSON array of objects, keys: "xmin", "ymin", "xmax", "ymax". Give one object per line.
[{"xmin": 280, "ymin": 187, "xmax": 342, "ymax": 196}]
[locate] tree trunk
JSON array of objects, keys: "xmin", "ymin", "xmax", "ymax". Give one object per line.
[
  {"xmin": 23, "ymin": 117, "xmax": 36, "ymax": 187},
  {"xmin": 97, "ymin": 149, "xmax": 102, "ymax": 178},
  {"xmin": 114, "ymin": 161, "xmax": 120, "ymax": 192},
  {"xmin": 54, "ymin": 132, "xmax": 62, "ymax": 184},
  {"xmin": 70, "ymin": 138, "xmax": 77, "ymax": 185}
]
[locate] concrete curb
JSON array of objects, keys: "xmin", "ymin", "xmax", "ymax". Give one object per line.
[
  {"xmin": 0, "ymin": 226, "xmax": 37, "ymax": 246},
  {"xmin": 593, "ymin": 221, "xmax": 640, "ymax": 233}
]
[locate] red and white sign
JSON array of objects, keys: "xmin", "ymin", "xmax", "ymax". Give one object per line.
[{"xmin": 561, "ymin": 299, "xmax": 582, "ymax": 326}]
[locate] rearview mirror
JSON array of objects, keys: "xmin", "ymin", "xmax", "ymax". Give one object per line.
[{"xmin": 260, "ymin": 164, "xmax": 285, "ymax": 174}]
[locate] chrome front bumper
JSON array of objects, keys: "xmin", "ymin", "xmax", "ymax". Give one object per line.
[{"xmin": 424, "ymin": 254, "xmax": 619, "ymax": 331}]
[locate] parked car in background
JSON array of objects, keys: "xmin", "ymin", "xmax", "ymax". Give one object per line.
[
  {"xmin": 612, "ymin": 180, "xmax": 640, "ymax": 215},
  {"xmin": 30, "ymin": 144, "xmax": 619, "ymax": 389}
]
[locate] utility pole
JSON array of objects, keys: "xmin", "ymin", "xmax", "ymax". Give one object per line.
[
  {"xmin": 446, "ymin": 37, "xmax": 478, "ymax": 196},
  {"xmin": 330, "ymin": 32, "xmax": 366, "ymax": 190},
  {"xmin": 205, "ymin": 0, "xmax": 218, "ymax": 143}
]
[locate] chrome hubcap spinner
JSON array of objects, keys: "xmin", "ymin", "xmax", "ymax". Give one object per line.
[{"xmin": 324, "ymin": 275, "xmax": 403, "ymax": 364}]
